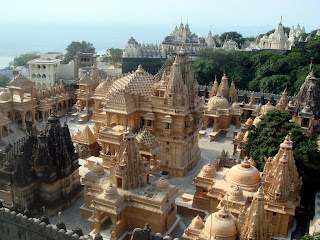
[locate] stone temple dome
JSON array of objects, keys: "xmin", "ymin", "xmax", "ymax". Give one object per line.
[
  {"xmin": 207, "ymin": 92, "xmax": 229, "ymax": 111},
  {"xmin": 200, "ymin": 162, "xmax": 216, "ymax": 178},
  {"xmin": 229, "ymin": 186, "xmax": 244, "ymax": 201},
  {"xmin": 191, "ymin": 215, "xmax": 204, "ymax": 229},
  {"xmin": 104, "ymin": 183, "xmax": 119, "ymax": 199},
  {"xmin": 92, "ymin": 161, "xmax": 104, "ymax": 176},
  {"xmin": 203, "ymin": 207, "xmax": 237, "ymax": 239},
  {"xmin": 0, "ymin": 89, "xmax": 11, "ymax": 101},
  {"xmin": 156, "ymin": 177, "xmax": 170, "ymax": 191},
  {"xmin": 226, "ymin": 157, "xmax": 261, "ymax": 191}
]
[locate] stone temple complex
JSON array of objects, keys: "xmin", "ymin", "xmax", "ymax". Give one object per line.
[
  {"xmin": 0, "ymin": 74, "xmax": 72, "ymax": 134},
  {"xmin": 288, "ymin": 71, "xmax": 320, "ymax": 134},
  {"xmin": 92, "ymin": 46, "xmax": 202, "ymax": 177},
  {"xmin": 257, "ymin": 18, "xmax": 291, "ymax": 50},
  {"xmin": 162, "ymin": 21, "xmax": 215, "ymax": 56},
  {"xmin": 81, "ymin": 128, "xmax": 179, "ymax": 239},
  {"xmin": 0, "ymin": 107, "xmax": 82, "ymax": 216},
  {"xmin": 186, "ymin": 135, "xmax": 302, "ymax": 239}
]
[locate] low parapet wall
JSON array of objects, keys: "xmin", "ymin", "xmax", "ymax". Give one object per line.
[{"xmin": 0, "ymin": 207, "xmax": 93, "ymax": 240}]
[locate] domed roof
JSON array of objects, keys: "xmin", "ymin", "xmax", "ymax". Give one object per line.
[
  {"xmin": 200, "ymin": 162, "xmax": 216, "ymax": 178},
  {"xmin": 243, "ymin": 131, "xmax": 249, "ymax": 142},
  {"xmin": 156, "ymin": 177, "xmax": 170, "ymax": 191},
  {"xmin": 135, "ymin": 64, "xmax": 145, "ymax": 75},
  {"xmin": 235, "ymin": 131, "xmax": 244, "ymax": 141},
  {"xmin": 104, "ymin": 183, "xmax": 119, "ymax": 199},
  {"xmin": 0, "ymin": 89, "xmax": 11, "ymax": 101},
  {"xmin": 203, "ymin": 208, "xmax": 237, "ymax": 239},
  {"xmin": 229, "ymin": 186, "xmax": 244, "ymax": 201},
  {"xmin": 248, "ymin": 157, "xmax": 257, "ymax": 167},
  {"xmin": 261, "ymin": 100, "xmax": 275, "ymax": 115},
  {"xmin": 244, "ymin": 117, "xmax": 253, "ymax": 126},
  {"xmin": 231, "ymin": 102, "xmax": 240, "ymax": 109},
  {"xmin": 191, "ymin": 215, "xmax": 204, "ymax": 229},
  {"xmin": 226, "ymin": 157, "xmax": 261, "ymax": 191},
  {"xmin": 92, "ymin": 161, "xmax": 104, "ymax": 176},
  {"xmin": 207, "ymin": 92, "xmax": 229, "ymax": 111},
  {"xmin": 253, "ymin": 103, "xmax": 262, "ymax": 114},
  {"xmin": 253, "ymin": 116, "xmax": 262, "ymax": 127}
]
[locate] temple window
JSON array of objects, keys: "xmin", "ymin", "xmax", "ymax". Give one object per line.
[
  {"xmin": 37, "ymin": 65, "xmax": 41, "ymax": 69},
  {"xmin": 165, "ymin": 123, "xmax": 171, "ymax": 129},
  {"xmin": 37, "ymin": 74, "xmax": 41, "ymax": 78},
  {"xmin": 42, "ymin": 74, "xmax": 46, "ymax": 78},
  {"xmin": 302, "ymin": 118, "xmax": 308, "ymax": 127},
  {"xmin": 42, "ymin": 65, "xmax": 46, "ymax": 69}
]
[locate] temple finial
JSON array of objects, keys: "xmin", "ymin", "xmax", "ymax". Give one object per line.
[{"xmin": 310, "ymin": 57, "xmax": 314, "ymax": 73}]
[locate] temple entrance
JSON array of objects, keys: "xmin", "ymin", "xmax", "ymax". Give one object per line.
[
  {"xmin": 302, "ymin": 118, "xmax": 308, "ymax": 127},
  {"xmin": 14, "ymin": 112, "xmax": 22, "ymax": 124},
  {"xmin": 231, "ymin": 116, "xmax": 236, "ymax": 125},
  {"xmin": 116, "ymin": 178, "xmax": 122, "ymax": 188},
  {"xmin": 99, "ymin": 214, "xmax": 112, "ymax": 238},
  {"xmin": 110, "ymin": 114, "xmax": 121, "ymax": 127}
]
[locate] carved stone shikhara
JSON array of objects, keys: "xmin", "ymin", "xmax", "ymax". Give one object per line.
[{"xmin": 0, "ymin": 109, "xmax": 83, "ymax": 216}]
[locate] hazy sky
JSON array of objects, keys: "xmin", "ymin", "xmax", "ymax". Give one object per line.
[
  {"xmin": 0, "ymin": 0, "xmax": 319, "ymax": 63},
  {"xmin": 2, "ymin": 0, "xmax": 319, "ymax": 27}
]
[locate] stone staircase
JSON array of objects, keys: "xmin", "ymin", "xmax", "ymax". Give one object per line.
[{"xmin": 0, "ymin": 124, "xmax": 26, "ymax": 151}]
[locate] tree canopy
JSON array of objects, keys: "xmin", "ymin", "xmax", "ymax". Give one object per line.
[
  {"xmin": 62, "ymin": 41, "xmax": 95, "ymax": 64},
  {"xmin": 219, "ymin": 31, "xmax": 244, "ymax": 47},
  {"xmin": 10, "ymin": 52, "xmax": 40, "ymax": 67},
  {"xmin": 300, "ymin": 232, "xmax": 320, "ymax": 240},
  {"xmin": 103, "ymin": 48, "xmax": 123, "ymax": 65},
  {"xmin": 245, "ymin": 109, "xmax": 320, "ymax": 200},
  {"xmin": 0, "ymin": 75, "xmax": 10, "ymax": 87},
  {"xmin": 193, "ymin": 35, "xmax": 320, "ymax": 95}
]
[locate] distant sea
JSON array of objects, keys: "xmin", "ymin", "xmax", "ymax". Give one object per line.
[{"xmin": 0, "ymin": 56, "xmax": 14, "ymax": 69}]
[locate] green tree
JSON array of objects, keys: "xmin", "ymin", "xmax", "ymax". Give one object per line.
[
  {"xmin": 246, "ymin": 109, "xmax": 320, "ymax": 199},
  {"xmin": 305, "ymin": 35, "xmax": 320, "ymax": 64},
  {"xmin": 63, "ymin": 41, "xmax": 95, "ymax": 64},
  {"xmin": 219, "ymin": 31, "xmax": 244, "ymax": 48},
  {"xmin": 300, "ymin": 232, "xmax": 320, "ymax": 240},
  {"xmin": 104, "ymin": 48, "xmax": 123, "ymax": 65},
  {"xmin": 0, "ymin": 75, "xmax": 10, "ymax": 87},
  {"xmin": 193, "ymin": 48, "xmax": 254, "ymax": 87},
  {"xmin": 10, "ymin": 52, "xmax": 40, "ymax": 67}
]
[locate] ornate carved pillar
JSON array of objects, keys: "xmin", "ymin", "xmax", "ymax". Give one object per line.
[{"xmin": 20, "ymin": 91, "xmax": 24, "ymax": 103}]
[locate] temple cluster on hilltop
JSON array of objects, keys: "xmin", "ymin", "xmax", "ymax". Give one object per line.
[{"xmin": 123, "ymin": 21, "xmax": 216, "ymax": 59}]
